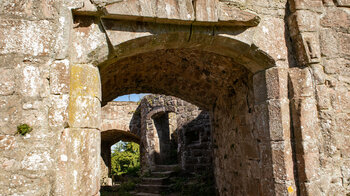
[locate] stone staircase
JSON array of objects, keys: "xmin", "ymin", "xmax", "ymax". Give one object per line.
[{"xmin": 133, "ymin": 165, "xmax": 179, "ymax": 196}]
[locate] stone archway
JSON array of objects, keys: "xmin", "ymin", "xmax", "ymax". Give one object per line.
[
  {"xmin": 65, "ymin": 1, "xmax": 294, "ymax": 196},
  {"xmin": 1, "ymin": 0, "xmax": 349, "ymax": 195}
]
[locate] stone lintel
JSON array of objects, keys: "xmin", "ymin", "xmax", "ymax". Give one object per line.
[{"xmin": 74, "ymin": 0, "xmax": 260, "ymax": 27}]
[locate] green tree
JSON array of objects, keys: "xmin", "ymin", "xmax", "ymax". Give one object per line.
[{"xmin": 111, "ymin": 141, "xmax": 140, "ymax": 177}]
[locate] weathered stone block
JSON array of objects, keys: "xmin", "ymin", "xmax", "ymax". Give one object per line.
[
  {"xmin": 338, "ymin": 32, "xmax": 350, "ymax": 57},
  {"xmin": 0, "ymin": 68, "xmax": 15, "ymax": 96},
  {"xmin": 253, "ymin": 17, "xmax": 288, "ymax": 61},
  {"xmin": 156, "ymin": 0, "xmax": 194, "ymax": 22},
  {"xmin": 316, "ymin": 85, "xmax": 330, "ymax": 110},
  {"xmin": 288, "ymin": 10, "xmax": 320, "ymax": 36},
  {"xmin": 68, "ymin": 96, "xmax": 101, "ymax": 129},
  {"xmin": 54, "ymin": 6, "xmax": 73, "ymax": 60},
  {"xmin": 101, "ymin": 19, "xmax": 191, "ymax": 58},
  {"xmin": 320, "ymin": 8, "xmax": 350, "ymax": 30},
  {"xmin": 50, "ymin": 60, "xmax": 70, "ymax": 94},
  {"xmin": 57, "ymin": 128, "xmax": 101, "ymax": 196},
  {"xmin": 49, "ymin": 94, "xmax": 69, "ymax": 130},
  {"xmin": 253, "ymin": 68, "xmax": 288, "ymax": 103},
  {"xmin": 16, "ymin": 64, "xmax": 45, "ymax": 98},
  {"xmin": 69, "ymin": 64, "xmax": 101, "ymax": 100},
  {"xmin": 21, "ymin": 149, "xmax": 53, "ymax": 171},
  {"xmin": 0, "ymin": 135, "xmax": 16, "ymax": 151},
  {"xmin": 267, "ymin": 99, "xmax": 290, "ymax": 141},
  {"xmin": 218, "ymin": 3, "xmax": 260, "ymax": 26},
  {"xmin": 0, "ymin": 0, "xmax": 58, "ymax": 19},
  {"xmin": 292, "ymin": 32, "xmax": 321, "ymax": 65},
  {"xmin": 74, "ymin": 0, "xmax": 98, "ymax": 14},
  {"xmin": 0, "ymin": 95, "xmax": 22, "ymax": 135},
  {"xmin": 271, "ymin": 141, "xmax": 289, "ymax": 183},
  {"xmin": 335, "ymin": 0, "xmax": 350, "ymax": 7},
  {"xmin": 103, "ymin": 0, "xmax": 156, "ymax": 20},
  {"xmin": 70, "ymin": 16, "xmax": 109, "ymax": 65},
  {"xmin": 195, "ymin": 0, "xmax": 218, "ymax": 22},
  {"xmin": 0, "ymin": 19, "xmax": 55, "ymax": 56},
  {"xmin": 289, "ymin": 0, "xmax": 323, "ymax": 13},
  {"xmin": 288, "ymin": 68, "xmax": 314, "ymax": 98},
  {"xmin": 319, "ymin": 28, "xmax": 339, "ymax": 58}
]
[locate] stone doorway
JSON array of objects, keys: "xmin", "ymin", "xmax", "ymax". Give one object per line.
[{"xmin": 152, "ymin": 112, "xmax": 178, "ymax": 165}]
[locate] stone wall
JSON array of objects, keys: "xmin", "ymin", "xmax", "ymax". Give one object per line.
[
  {"xmin": 287, "ymin": 1, "xmax": 350, "ymax": 195},
  {"xmin": 138, "ymin": 95, "xmax": 213, "ymax": 173},
  {"xmin": 0, "ymin": 0, "xmax": 349, "ymax": 195},
  {"xmin": 100, "ymin": 101, "xmax": 140, "ymax": 186}
]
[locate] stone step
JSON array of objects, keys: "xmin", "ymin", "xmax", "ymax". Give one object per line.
[
  {"xmin": 137, "ymin": 184, "xmax": 170, "ymax": 194},
  {"xmin": 135, "ymin": 192, "xmax": 161, "ymax": 196},
  {"xmin": 150, "ymin": 171, "xmax": 174, "ymax": 178},
  {"xmin": 142, "ymin": 177, "xmax": 169, "ymax": 185},
  {"xmin": 151, "ymin": 164, "xmax": 179, "ymax": 172}
]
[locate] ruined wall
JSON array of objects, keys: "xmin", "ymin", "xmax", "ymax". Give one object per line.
[
  {"xmin": 177, "ymin": 111, "xmax": 212, "ymax": 172},
  {"xmin": 100, "ymin": 101, "xmax": 140, "ymax": 186},
  {"xmin": 0, "ymin": 0, "xmax": 349, "ymax": 195},
  {"xmin": 138, "ymin": 95, "xmax": 213, "ymax": 173}
]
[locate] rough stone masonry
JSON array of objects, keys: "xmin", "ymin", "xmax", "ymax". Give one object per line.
[{"xmin": 0, "ymin": 0, "xmax": 349, "ymax": 195}]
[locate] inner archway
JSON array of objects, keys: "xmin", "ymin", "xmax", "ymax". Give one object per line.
[
  {"xmin": 97, "ymin": 44, "xmax": 277, "ymax": 195},
  {"xmin": 152, "ymin": 111, "xmax": 178, "ymax": 165}
]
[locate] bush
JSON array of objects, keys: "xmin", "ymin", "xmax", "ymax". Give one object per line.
[{"xmin": 111, "ymin": 142, "xmax": 140, "ymax": 177}]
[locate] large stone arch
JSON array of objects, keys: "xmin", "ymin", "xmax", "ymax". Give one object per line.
[
  {"xmin": 65, "ymin": 4, "xmax": 295, "ymax": 195},
  {"xmin": 1, "ymin": 0, "xmax": 349, "ymax": 195},
  {"xmin": 66, "ymin": 3, "xmax": 294, "ymax": 195}
]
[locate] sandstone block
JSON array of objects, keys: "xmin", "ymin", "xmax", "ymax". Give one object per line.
[
  {"xmin": 218, "ymin": 3, "xmax": 260, "ymax": 26},
  {"xmin": 68, "ymin": 96, "xmax": 101, "ymax": 129},
  {"xmin": 316, "ymin": 85, "xmax": 330, "ymax": 110},
  {"xmin": 0, "ymin": 68, "xmax": 15, "ymax": 96},
  {"xmin": 270, "ymin": 141, "xmax": 293, "ymax": 184},
  {"xmin": 69, "ymin": 64, "xmax": 101, "ymax": 100},
  {"xmin": 253, "ymin": 17, "xmax": 288, "ymax": 61},
  {"xmin": 156, "ymin": 0, "xmax": 195, "ymax": 23},
  {"xmin": 50, "ymin": 60, "xmax": 70, "ymax": 94},
  {"xmin": 320, "ymin": 8, "xmax": 350, "ymax": 30},
  {"xmin": 319, "ymin": 28, "xmax": 339, "ymax": 58},
  {"xmin": 253, "ymin": 68, "xmax": 288, "ymax": 103},
  {"xmin": 195, "ymin": 0, "xmax": 218, "ymax": 22},
  {"xmin": 49, "ymin": 94, "xmax": 69, "ymax": 130},
  {"xmin": 292, "ymin": 32, "xmax": 321, "ymax": 65},
  {"xmin": 101, "ymin": 19, "xmax": 191, "ymax": 58},
  {"xmin": 0, "ymin": 95, "xmax": 22, "ymax": 135},
  {"xmin": 74, "ymin": 0, "xmax": 98, "ymax": 14},
  {"xmin": 103, "ymin": 0, "xmax": 156, "ymax": 21},
  {"xmin": 0, "ymin": 0, "xmax": 58, "ymax": 19},
  {"xmin": 0, "ymin": 19, "xmax": 54, "ymax": 56},
  {"xmin": 288, "ymin": 10, "xmax": 319, "ymax": 36},
  {"xmin": 267, "ymin": 99, "xmax": 290, "ymax": 141},
  {"xmin": 54, "ymin": 6, "xmax": 73, "ymax": 60},
  {"xmin": 338, "ymin": 32, "xmax": 350, "ymax": 58},
  {"xmin": 288, "ymin": 68, "xmax": 314, "ymax": 98},
  {"xmin": 335, "ymin": 0, "xmax": 350, "ymax": 7},
  {"xmin": 0, "ymin": 135, "xmax": 16, "ymax": 151},
  {"xmin": 58, "ymin": 128, "xmax": 101, "ymax": 196},
  {"xmin": 70, "ymin": 16, "xmax": 109, "ymax": 65},
  {"xmin": 21, "ymin": 149, "xmax": 53, "ymax": 171},
  {"xmin": 16, "ymin": 64, "xmax": 44, "ymax": 98},
  {"xmin": 289, "ymin": 0, "xmax": 323, "ymax": 13}
]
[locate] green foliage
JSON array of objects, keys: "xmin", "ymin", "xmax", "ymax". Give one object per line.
[
  {"xmin": 17, "ymin": 124, "xmax": 32, "ymax": 136},
  {"xmin": 111, "ymin": 142, "xmax": 140, "ymax": 177}
]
